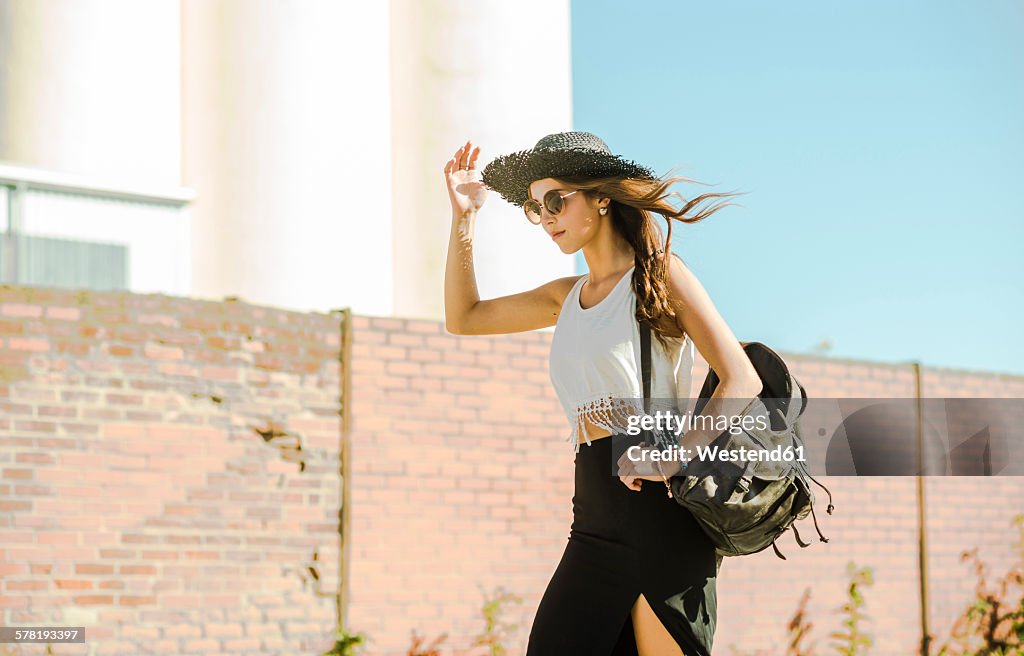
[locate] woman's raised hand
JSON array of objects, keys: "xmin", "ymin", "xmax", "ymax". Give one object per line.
[{"xmin": 444, "ymin": 140, "xmax": 488, "ymax": 215}]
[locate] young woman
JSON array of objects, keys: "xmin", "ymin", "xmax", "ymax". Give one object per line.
[{"xmin": 443, "ymin": 131, "xmax": 763, "ymax": 656}]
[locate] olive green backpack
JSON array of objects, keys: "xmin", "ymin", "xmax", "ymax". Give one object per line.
[{"xmin": 638, "ymin": 320, "xmax": 835, "ymax": 559}]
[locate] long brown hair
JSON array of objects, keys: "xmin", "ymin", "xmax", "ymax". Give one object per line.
[{"xmin": 554, "ymin": 170, "xmax": 747, "ymax": 351}]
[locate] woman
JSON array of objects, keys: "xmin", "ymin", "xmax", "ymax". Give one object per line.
[{"xmin": 443, "ymin": 131, "xmax": 763, "ymax": 656}]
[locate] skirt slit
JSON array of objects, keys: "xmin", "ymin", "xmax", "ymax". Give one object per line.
[{"xmin": 526, "ymin": 434, "xmax": 720, "ymax": 656}]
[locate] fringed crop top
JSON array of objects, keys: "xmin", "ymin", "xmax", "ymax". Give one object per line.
[{"xmin": 549, "ymin": 265, "xmax": 695, "ymax": 454}]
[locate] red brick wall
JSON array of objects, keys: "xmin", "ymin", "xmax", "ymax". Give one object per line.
[
  {"xmin": 1, "ymin": 288, "xmax": 343, "ymax": 655},
  {"xmin": 3, "ymin": 286, "xmax": 1023, "ymax": 655},
  {"xmin": 346, "ymin": 316, "xmax": 575, "ymax": 656}
]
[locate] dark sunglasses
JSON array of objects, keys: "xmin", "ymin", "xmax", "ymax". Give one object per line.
[{"xmin": 523, "ymin": 189, "xmax": 580, "ymax": 224}]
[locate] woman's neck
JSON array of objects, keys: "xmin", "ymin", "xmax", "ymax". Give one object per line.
[{"xmin": 581, "ymin": 244, "xmax": 635, "ymax": 285}]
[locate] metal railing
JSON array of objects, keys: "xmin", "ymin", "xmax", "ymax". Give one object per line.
[{"xmin": 0, "ymin": 162, "xmax": 195, "ymax": 290}]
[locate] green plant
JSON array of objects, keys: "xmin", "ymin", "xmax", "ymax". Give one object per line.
[
  {"xmin": 827, "ymin": 562, "xmax": 874, "ymax": 656},
  {"xmin": 936, "ymin": 514, "xmax": 1024, "ymax": 656},
  {"xmin": 407, "ymin": 629, "xmax": 448, "ymax": 656},
  {"xmin": 786, "ymin": 587, "xmax": 817, "ymax": 656},
  {"xmin": 471, "ymin": 585, "xmax": 523, "ymax": 656},
  {"xmin": 321, "ymin": 627, "xmax": 368, "ymax": 656}
]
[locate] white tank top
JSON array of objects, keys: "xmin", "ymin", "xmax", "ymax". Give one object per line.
[{"xmin": 549, "ymin": 264, "xmax": 695, "ymax": 453}]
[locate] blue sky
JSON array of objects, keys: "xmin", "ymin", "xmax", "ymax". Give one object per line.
[{"xmin": 570, "ymin": 0, "xmax": 1023, "ymax": 376}]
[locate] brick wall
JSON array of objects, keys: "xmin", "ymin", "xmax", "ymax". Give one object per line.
[
  {"xmin": 1, "ymin": 287, "xmax": 343, "ymax": 655},
  {"xmin": 2, "ymin": 286, "xmax": 1023, "ymax": 655}
]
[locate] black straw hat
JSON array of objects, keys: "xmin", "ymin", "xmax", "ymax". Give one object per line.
[{"xmin": 481, "ymin": 131, "xmax": 658, "ymax": 207}]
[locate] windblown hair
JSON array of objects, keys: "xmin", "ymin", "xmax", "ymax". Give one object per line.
[{"xmin": 553, "ymin": 171, "xmax": 747, "ymax": 351}]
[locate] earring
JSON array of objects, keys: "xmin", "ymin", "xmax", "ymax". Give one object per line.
[{"xmin": 599, "ymin": 207, "xmax": 608, "ymax": 216}]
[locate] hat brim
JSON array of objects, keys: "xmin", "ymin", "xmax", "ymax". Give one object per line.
[{"xmin": 481, "ymin": 148, "xmax": 657, "ymax": 207}]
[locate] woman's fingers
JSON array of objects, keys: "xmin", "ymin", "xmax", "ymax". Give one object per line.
[
  {"xmin": 619, "ymin": 475, "xmax": 642, "ymax": 491},
  {"xmin": 612, "ymin": 443, "xmax": 642, "ymax": 490},
  {"xmin": 617, "ymin": 449, "xmax": 635, "ymax": 474},
  {"xmin": 446, "ymin": 142, "xmax": 485, "ymax": 200},
  {"xmin": 447, "ymin": 140, "xmax": 479, "ymax": 174},
  {"xmin": 618, "ymin": 455, "xmax": 636, "ymax": 478},
  {"xmin": 445, "ymin": 143, "xmax": 465, "ymax": 176},
  {"xmin": 459, "ymin": 140, "xmax": 475, "ymax": 169}
]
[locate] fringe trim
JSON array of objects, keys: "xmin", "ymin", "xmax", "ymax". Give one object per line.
[
  {"xmin": 568, "ymin": 394, "xmax": 646, "ymax": 454},
  {"xmin": 568, "ymin": 395, "xmax": 683, "ymax": 454}
]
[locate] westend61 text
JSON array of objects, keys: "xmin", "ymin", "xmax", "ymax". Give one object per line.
[
  {"xmin": 625, "ymin": 410, "xmax": 769, "ymax": 437},
  {"xmin": 626, "ymin": 443, "xmax": 807, "ymax": 464}
]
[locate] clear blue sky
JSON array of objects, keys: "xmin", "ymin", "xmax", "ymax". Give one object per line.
[{"xmin": 570, "ymin": 0, "xmax": 1023, "ymax": 376}]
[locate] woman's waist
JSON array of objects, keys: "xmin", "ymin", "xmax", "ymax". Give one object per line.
[{"xmin": 575, "ymin": 413, "xmax": 619, "ymax": 444}]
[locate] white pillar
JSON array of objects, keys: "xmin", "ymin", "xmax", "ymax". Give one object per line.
[
  {"xmin": 390, "ymin": 0, "xmax": 575, "ymax": 321},
  {"xmin": 182, "ymin": 0, "xmax": 393, "ymax": 314},
  {"xmin": 0, "ymin": 0, "xmax": 181, "ymax": 186}
]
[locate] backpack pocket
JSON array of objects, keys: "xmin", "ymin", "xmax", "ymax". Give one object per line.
[
  {"xmin": 722, "ymin": 484, "xmax": 800, "ymax": 555},
  {"xmin": 724, "ymin": 475, "xmax": 795, "ymax": 533}
]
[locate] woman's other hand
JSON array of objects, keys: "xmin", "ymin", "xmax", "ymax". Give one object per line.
[
  {"xmin": 444, "ymin": 140, "xmax": 488, "ymax": 215},
  {"xmin": 616, "ymin": 442, "xmax": 681, "ymax": 491}
]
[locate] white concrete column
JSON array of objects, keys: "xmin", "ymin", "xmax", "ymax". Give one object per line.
[
  {"xmin": 182, "ymin": 0, "xmax": 393, "ymax": 314},
  {"xmin": 0, "ymin": 0, "xmax": 181, "ymax": 186},
  {"xmin": 389, "ymin": 0, "xmax": 574, "ymax": 321}
]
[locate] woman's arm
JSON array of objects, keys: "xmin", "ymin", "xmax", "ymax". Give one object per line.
[
  {"xmin": 442, "ymin": 140, "xmax": 579, "ymax": 335},
  {"xmin": 444, "ymin": 204, "xmax": 577, "ymax": 334},
  {"xmin": 665, "ymin": 253, "xmax": 763, "ymax": 453},
  {"xmin": 618, "ymin": 254, "xmax": 764, "ymax": 489}
]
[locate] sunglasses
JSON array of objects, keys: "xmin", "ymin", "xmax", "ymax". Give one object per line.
[{"xmin": 523, "ymin": 189, "xmax": 580, "ymax": 224}]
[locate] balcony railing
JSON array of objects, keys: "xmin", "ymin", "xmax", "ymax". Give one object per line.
[{"xmin": 0, "ymin": 162, "xmax": 195, "ymax": 294}]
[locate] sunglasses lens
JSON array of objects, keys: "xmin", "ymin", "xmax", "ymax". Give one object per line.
[
  {"xmin": 523, "ymin": 200, "xmax": 541, "ymax": 223},
  {"xmin": 544, "ymin": 190, "xmax": 565, "ymax": 215}
]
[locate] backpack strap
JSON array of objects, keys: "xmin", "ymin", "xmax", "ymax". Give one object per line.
[
  {"xmin": 791, "ymin": 523, "xmax": 812, "ymax": 548},
  {"xmin": 640, "ymin": 319, "xmax": 651, "ymax": 417},
  {"xmin": 641, "ymin": 319, "xmax": 684, "ymax": 500},
  {"xmin": 783, "ymin": 376, "xmax": 809, "ymax": 426}
]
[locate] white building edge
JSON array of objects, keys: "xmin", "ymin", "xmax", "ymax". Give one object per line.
[{"xmin": 0, "ymin": 0, "xmax": 574, "ymax": 322}]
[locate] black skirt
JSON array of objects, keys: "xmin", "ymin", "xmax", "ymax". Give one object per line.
[{"xmin": 526, "ymin": 433, "xmax": 721, "ymax": 656}]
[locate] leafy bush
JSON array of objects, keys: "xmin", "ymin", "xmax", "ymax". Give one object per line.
[
  {"xmin": 321, "ymin": 628, "xmax": 367, "ymax": 656},
  {"xmin": 470, "ymin": 585, "xmax": 523, "ymax": 656},
  {"xmin": 936, "ymin": 514, "xmax": 1024, "ymax": 656},
  {"xmin": 827, "ymin": 563, "xmax": 874, "ymax": 656},
  {"xmin": 406, "ymin": 629, "xmax": 448, "ymax": 656},
  {"xmin": 786, "ymin": 587, "xmax": 817, "ymax": 656},
  {"xmin": 727, "ymin": 564, "xmax": 873, "ymax": 656}
]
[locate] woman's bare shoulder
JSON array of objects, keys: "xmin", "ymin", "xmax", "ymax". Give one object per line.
[{"xmin": 544, "ymin": 274, "xmax": 586, "ymax": 307}]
